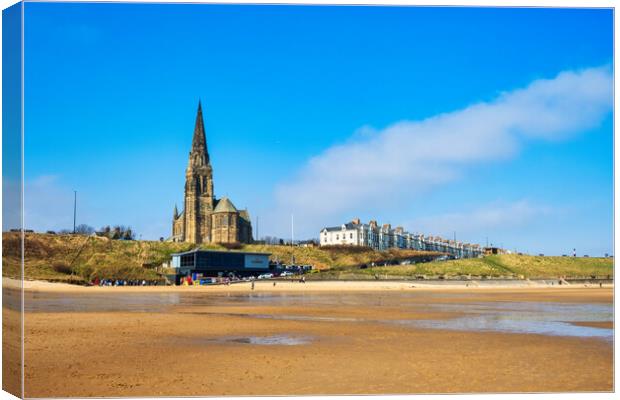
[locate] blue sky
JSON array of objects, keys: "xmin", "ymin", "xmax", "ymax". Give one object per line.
[{"xmin": 19, "ymin": 3, "xmax": 613, "ymax": 255}]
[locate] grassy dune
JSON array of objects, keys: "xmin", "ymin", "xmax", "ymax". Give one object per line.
[
  {"xmin": 3, "ymin": 233, "xmax": 195, "ymax": 283},
  {"xmin": 2, "ymin": 233, "xmax": 613, "ymax": 283},
  {"xmin": 353, "ymin": 254, "xmax": 614, "ymax": 279},
  {"xmin": 2, "ymin": 232, "xmax": 437, "ymax": 283}
]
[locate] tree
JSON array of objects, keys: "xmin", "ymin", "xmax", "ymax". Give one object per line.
[
  {"xmin": 112, "ymin": 225, "xmax": 123, "ymax": 240},
  {"xmin": 261, "ymin": 236, "xmax": 276, "ymax": 245},
  {"xmin": 74, "ymin": 224, "xmax": 95, "ymax": 235},
  {"xmin": 96, "ymin": 225, "xmax": 135, "ymax": 240},
  {"xmin": 122, "ymin": 227, "xmax": 135, "ymax": 240}
]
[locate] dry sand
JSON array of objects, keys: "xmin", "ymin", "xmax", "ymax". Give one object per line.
[
  {"xmin": 5, "ymin": 277, "xmax": 614, "ymax": 293},
  {"xmin": 2, "ymin": 301, "xmax": 21, "ymax": 397},
  {"xmin": 2, "ymin": 279, "xmax": 614, "ymax": 397}
]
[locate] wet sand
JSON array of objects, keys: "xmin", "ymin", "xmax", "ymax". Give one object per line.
[
  {"xmin": 7, "ymin": 281, "xmax": 615, "ymax": 397},
  {"xmin": 570, "ymin": 321, "xmax": 614, "ymax": 329}
]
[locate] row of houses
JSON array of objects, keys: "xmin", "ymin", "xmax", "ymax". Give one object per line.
[{"xmin": 320, "ymin": 218, "xmax": 483, "ymax": 259}]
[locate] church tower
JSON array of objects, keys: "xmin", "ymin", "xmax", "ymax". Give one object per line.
[
  {"xmin": 183, "ymin": 101, "xmax": 214, "ymax": 243},
  {"xmin": 171, "ymin": 101, "xmax": 252, "ymax": 244}
]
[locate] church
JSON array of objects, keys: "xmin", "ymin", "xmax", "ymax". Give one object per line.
[{"xmin": 171, "ymin": 101, "xmax": 253, "ymax": 244}]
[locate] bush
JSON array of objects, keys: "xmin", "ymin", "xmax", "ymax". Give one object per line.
[
  {"xmin": 75, "ymin": 224, "xmax": 95, "ymax": 235},
  {"xmin": 52, "ymin": 262, "xmax": 73, "ymax": 275},
  {"xmin": 77, "ymin": 265, "xmax": 95, "ymax": 281},
  {"xmin": 97, "ymin": 225, "xmax": 135, "ymax": 240}
]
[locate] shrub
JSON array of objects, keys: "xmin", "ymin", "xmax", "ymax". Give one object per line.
[
  {"xmin": 75, "ymin": 224, "xmax": 95, "ymax": 235},
  {"xmin": 52, "ymin": 262, "xmax": 73, "ymax": 275}
]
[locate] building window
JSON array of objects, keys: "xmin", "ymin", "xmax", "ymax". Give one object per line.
[
  {"xmin": 336, "ymin": 234, "xmax": 339, "ymax": 240},
  {"xmin": 350, "ymin": 233, "xmax": 353, "ymax": 239}
]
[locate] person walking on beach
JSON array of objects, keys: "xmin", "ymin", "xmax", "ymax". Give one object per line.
[{"xmin": 251, "ymin": 281, "xmax": 255, "ymax": 290}]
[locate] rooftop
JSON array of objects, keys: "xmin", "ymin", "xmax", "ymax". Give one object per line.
[
  {"xmin": 171, "ymin": 248, "xmax": 271, "ymax": 257},
  {"xmin": 213, "ymin": 197, "xmax": 238, "ymax": 213}
]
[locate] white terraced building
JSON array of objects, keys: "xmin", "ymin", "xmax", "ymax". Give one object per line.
[{"xmin": 320, "ymin": 218, "xmax": 482, "ymax": 258}]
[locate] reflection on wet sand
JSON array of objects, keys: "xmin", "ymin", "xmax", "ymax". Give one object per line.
[
  {"xmin": 18, "ymin": 290, "xmax": 613, "ymax": 340},
  {"xmin": 191, "ymin": 334, "xmax": 314, "ymax": 346},
  {"xmin": 400, "ymin": 301, "xmax": 613, "ymax": 339}
]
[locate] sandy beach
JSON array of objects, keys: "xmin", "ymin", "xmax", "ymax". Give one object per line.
[
  {"xmin": 2, "ymin": 279, "xmax": 614, "ymax": 397},
  {"xmin": 5, "ymin": 277, "xmax": 614, "ymax": 293}
]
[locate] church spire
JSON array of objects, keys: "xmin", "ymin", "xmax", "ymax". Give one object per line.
[
  {"xmin": 191, "ymin": 100, "xmax": 209, "ymax": 161},
  {"xmin": 173, "ymin": 204, "xmax": 179, "ymax": 219}
]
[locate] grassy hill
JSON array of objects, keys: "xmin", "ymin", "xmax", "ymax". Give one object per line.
[
  {"xmin": 2, "ymin": 233, "xmax": 613, "ymax": 284},
  {"xmin": 2, "ymin": 232, "xmax": 438, "ymax": 283},
  {"xmin": 340, "ymin": 253, "xmax": 614, "ymax": 280},
  {"xmin": 3, "ymin": 232, "xmax": 192, "ymax": 283}
]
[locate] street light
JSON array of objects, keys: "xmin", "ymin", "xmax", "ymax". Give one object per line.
[{"xmin": 73, "ymin": 190, "xmax": 77, "ymax": 234}]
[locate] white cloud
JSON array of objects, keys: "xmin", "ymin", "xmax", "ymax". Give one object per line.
[{"xmin": 273, "ymin": 66, "xmax": 612, "ymax": 232}]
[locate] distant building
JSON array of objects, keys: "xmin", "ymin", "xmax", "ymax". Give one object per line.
[
  {"xmin": 169, "ymin": 249, "xmax": 271, "ymax": 282},
  {"xmin": 484, "ymin": 247, "xmax": 507, "ymax": 255},
  {"xmin": 171, "ymin": 101, "xmax": 252, "ymax": 244},
  {"xmin": 320, "ymin": 218, "xmax": 482, "ymax": 258}
]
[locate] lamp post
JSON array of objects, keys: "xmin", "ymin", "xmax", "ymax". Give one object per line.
[{"xmin": 73, "ymin": 190, "xmax": 77, "ymax": 234}]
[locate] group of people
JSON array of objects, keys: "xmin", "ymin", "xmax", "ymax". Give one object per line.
[
  {"xmin": 179, "ymin": 276, "xmax": 233, "ymax": 286},
  {"xmin": 92, "ymin": 278, "xmax": 161, "ymax": 287}
]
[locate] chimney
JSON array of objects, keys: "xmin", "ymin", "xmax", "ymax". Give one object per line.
[{"xmin": 352, "ymin": 218, "xmax": 361, "ymax": 225}]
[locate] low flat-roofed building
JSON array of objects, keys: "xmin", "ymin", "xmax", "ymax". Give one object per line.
[{"xmin": 170, "ymin": 249, "xmax": 272, "ymax": 280}]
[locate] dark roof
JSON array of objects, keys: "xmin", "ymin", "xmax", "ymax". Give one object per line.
[{"xmin": 321, "ymin": 222, "xmax": 366, "ymax": 232}]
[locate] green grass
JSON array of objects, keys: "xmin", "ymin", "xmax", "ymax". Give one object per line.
[{"xmin": 352, "ymin": 254, "xmax": 613, "ymax": 279}]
